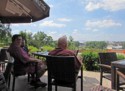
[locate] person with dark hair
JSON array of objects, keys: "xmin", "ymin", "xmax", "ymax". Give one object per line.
[
  {"xmin": 8, "ymin": 34, "xmax": 47, "ymax": 87},
  {"xmin": 21, "ymin": 37, "xmax": 29, "ymax": 53}
]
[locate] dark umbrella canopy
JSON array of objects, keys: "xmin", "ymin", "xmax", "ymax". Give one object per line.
[{"xmin": 0, "ymin": 0, "xmax": 50, "ymax": 23}]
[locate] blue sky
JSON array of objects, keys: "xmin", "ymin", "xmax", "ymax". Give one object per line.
[{"xmin": 11, "ymin": 0, "xmax": 125, "ymax": 42}]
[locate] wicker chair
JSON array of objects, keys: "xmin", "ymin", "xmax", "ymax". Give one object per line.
[
  {"xmin": 3, "ymin": 51, "xmax": 14, "ymax": 88},
  {"xmin": 0, "ymin": 51, "xmax": 14, "ymax": 91},
  {"xmin": 0, "ymin": 48, "xmax": 8, "ymax": 72},
  {"xmin": 46, "ymin": 56, "xmax": 83, "ymax": 91},
  {"xmin": 116, "ymin": 69, "xmax": 125, "ymax": 91},
  {"xmin": 98, "ymin": 52, "xmax": 117, "ymax": 85},
  {"xmin": 11, "ymin": 56, "xmax": 38, "ymax": 91}
]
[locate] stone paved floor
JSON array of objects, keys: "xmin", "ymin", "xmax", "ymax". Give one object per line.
[
  {"xmin": 83, "ymin": 71, "xmax": 111, "ymax": 91},
  {"xmin": 8, "ymin": 71, "xmax": 111, "ymax": 91}
]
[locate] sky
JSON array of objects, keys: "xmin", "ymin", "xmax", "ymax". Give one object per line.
[{"xmin": 10, "ymin": 0, "xmax": 125, "ymax": 42}]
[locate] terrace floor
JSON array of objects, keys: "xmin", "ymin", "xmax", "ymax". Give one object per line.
[{"xmin": 8, "ymin": 71, "xmax": 111, "ymax": 91}]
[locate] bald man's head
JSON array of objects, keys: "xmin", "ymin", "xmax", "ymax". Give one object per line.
[{"xmin": 58, "ymin": 35, "xmax": 68, "ymax": 49}]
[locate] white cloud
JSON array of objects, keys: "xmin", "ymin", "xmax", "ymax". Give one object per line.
[
  {"xmin": 39, "ymin": 20, "xmax": 66, "ymax": 28},
  {"xmin": 85, "ymin": 2, "xmax": 101, "ymax": 11},
  {"xmin": 85, "ymin": 19, "xmax": 122, "ymax": 29},
  {"xmin": 31, "ymin": 23, "xmax": 37, "ymax": 27},
  {"xmin": 11, "ymin": 29, "xmax": 33, "ymax": 35},
  {"xmin": 73, "ymin": 29, "xmax": 78, "ymax": 34},
  {"xmin": 48, "ymin": 31, "xmax": 57, "ymax": 35},
  {"xmin": 11, "ymin": 29, "xmax": 20, "ymax": 34},
  {"xmin": 49, "ymin": 4, "xmax": 54, "ymax": 8},
  {"xmin": 71, "ymin": 32, "xmax": 85, "ymax": 42},
  {"xmin": 11, "ymin": 23, "xmax": 33, "ymax": 27},
  {"xmin": 85, "ymin": 0, "xmax": 125, "ymax": 12},
  {"xmin": 47, "ymin": 31, "xmax": 64, "ymax": 40},
  {"xmin": 57, "ymin": 18, "xmax": 72, "ymax": 22}
]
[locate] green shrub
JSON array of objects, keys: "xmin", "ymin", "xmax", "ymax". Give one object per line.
[
  {"xmin": 28, "ymin": 46, "xmax": 39, "ymax": 53},
  {"xmin": 42, "ymin": 46, "xmax": 54, "ymax": 52},
  {"xmin": 81, "ymin": 51, "xmax": 125, "ymax": 71},
  {"xmin": 81, "ymin": 51, "xmax": 99, "ymax": 71},
  {"xmin": 117, "ymin": 54, "xmax": 125, "ymax": 60}
]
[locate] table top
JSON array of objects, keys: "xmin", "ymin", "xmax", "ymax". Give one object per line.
[
  {"xmin": 32, "ymin": 52, "xmax": 49, "ymax": 57},
  {"xmin": 112, "ymin": 59, "xmax": 125, "ymax": 68}
]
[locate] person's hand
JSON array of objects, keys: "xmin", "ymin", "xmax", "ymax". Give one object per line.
[{"xmin": 36, "ymin": 59, "xmax": 42, "ymax": 62}]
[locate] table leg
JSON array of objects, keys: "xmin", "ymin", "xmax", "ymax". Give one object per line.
[{"xmin": 111, "ymin": 65, "xmax": 116, "ymax": 89}]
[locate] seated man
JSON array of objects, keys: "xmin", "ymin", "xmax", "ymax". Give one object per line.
[
  {"xmin": 8, "ymin": 34, "xmax": 47, "ymax": 87},
  {"xmin": 49, "ymin": 35, "xmax": 82, "ymax": 73}
]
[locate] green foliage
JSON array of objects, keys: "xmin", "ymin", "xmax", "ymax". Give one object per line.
[
  {"xmin": 81, "ymin": 49, "xmax": 125, "ymax": 71},
  {"xmin": 85, "ymin": 41, "xmax": 107, "ymax": 49},
  {"xmin": 0, "ymin": 43, "xmax": 5, "ymax": 47},
  {"xmin": 117, "ymin": 54, "xmax": 125, "ymax": 60},
  {"xmin": 19, "ymin": 31, "xmax": 55, "ymax": 48},
  {"xmin": 68, "ymin": 36, "xmax": 80, "ymax": 50},
  {"xmin": 0, "ymin": 24, "xmax": 12, "ymax": 46},
  {"xmin": 42, "ymin": 46, "xmax": 54, "ymax": 52},
  {"xmin": 81, "ymin": 51, "xmax": 99, "ymax": 71},
  {"xmin": 28, "ymin": 46, "xmax": 39, "ymax": 53}
]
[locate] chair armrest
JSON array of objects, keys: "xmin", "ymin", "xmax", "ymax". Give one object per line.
[
  {"xmin": 98, "ymin": 64, "xmax": 111, "ymax": 69},
  {"xmin": 0, "ymin": 61, "xmax": 8, "ymax": 64},
  {"xmin": 0, "ymin": 61, "xmax": 6, "ymax": 64},
  {"xmin": 117, "ymin": 70, "xmax": 125, "ymax": 79}
]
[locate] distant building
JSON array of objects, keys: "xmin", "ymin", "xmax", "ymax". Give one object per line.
[{"xmin": 107, "ymin": 44, "xmax": 122, "ymax": 49}]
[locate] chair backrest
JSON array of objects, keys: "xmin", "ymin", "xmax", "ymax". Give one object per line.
[
  {"xmin": 0, "ymin": 48, "xmax": 8, "ymax": 62},
  {"xmin": 3, "ymin": 52, "xmax": 14, "ymax": 82},
  {"xmin": 74, "ymin": 50, "xmax": 79, "ymax": 56},
  {"xmin": 8, "ymin": 51, "xmax": 27, "ymax": 76},
  {"xmin": 99, "ymin": 52, "xmax": 117, "ymax": 65},
  {"xmin": 98, "ymin": 52, "xmax": 117, "ymax": 73},
  {"xmin": 6, "ymin": 51, "xmax": 14, "ymax": 63},
  {"xmin": 46, "ymin": 56, "xmax": 76, "ymax": 83}
]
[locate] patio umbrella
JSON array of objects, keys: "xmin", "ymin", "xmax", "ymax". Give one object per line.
[{"xmin": 0, "ymin": 0, "xmax": 50, "ymax": 23}]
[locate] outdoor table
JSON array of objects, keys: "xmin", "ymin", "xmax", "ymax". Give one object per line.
[
  {"xmin": 32, "ymin": 52, "xmax": 49, "ymax": 59},
  {"xmin": 111, "ymin": 59, "xmax": 125, "ymax": 89}
]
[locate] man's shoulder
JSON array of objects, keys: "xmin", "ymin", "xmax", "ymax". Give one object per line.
[
  {"xmin": 8, "ymin": 44, "xmax": 21, "ymax": 53},
  {"xmin": 49, "ymin": 48, "xmax": 75, "ymax": 56},
  {"xmin": 63, "ymin": 49, "xmax": 74, "ymax": 53},
  {"xmin": 49, "ymin": 49, "xmax": 58, "ymax": 55}
]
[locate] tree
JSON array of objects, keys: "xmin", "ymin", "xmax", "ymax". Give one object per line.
[
  {"xmin": 32, "ymin": 31, "xmax": 54, "ymax": 48},
  {"xmin": 122, "ymin": 42, "xmax": 125, "ymax": 49},
  {"xmin": 0, "ymin": 23, "xmax": 12, "ymax": 46},
  {"xmin": 62, "ymin": 36, "xmax": 80, "ymax": 50},
  {"xmin": 85, "ymin": 41, "xmax": 107, "ymax": 49},
  {"xmin": 19, "ymin": 30, "xmax": 33, "ymax": 45},
  {"xmin": 44, "ymin": 36, "xmax": 54, "ymax": 46}
]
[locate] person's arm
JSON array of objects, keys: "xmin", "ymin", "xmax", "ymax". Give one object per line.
[
  {"xmin": 77, "ymin": 55, "xmax": 83, "ymax": 65},
  {"xmin": 27, "ymin": 57, "xmax": 41, "ymax": 62},
  {"xmin": 11, "ymin": 46, "xmax": 41, "ymax": 63},
  {"xmin": 20, "ymin": 49, "xmax": 42, "ymax": 63}
]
